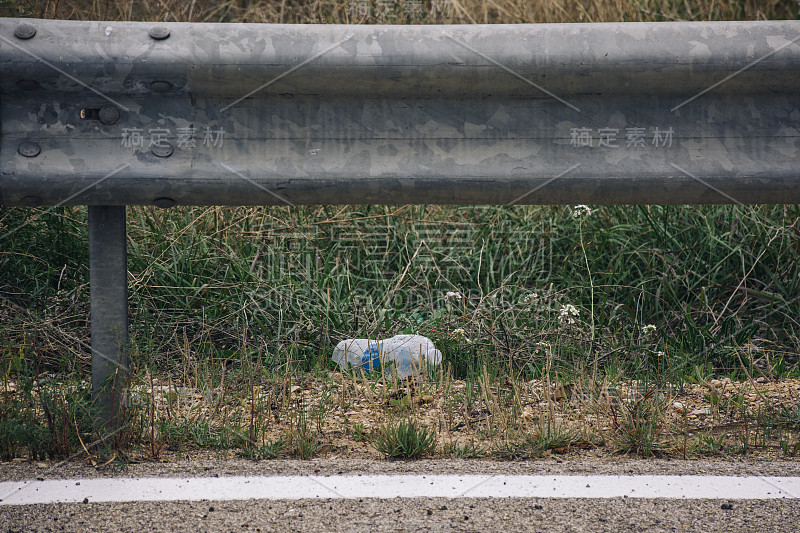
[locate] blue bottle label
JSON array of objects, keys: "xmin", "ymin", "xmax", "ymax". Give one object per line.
[{"xmin": 362, "ymin": 342, "xmax": 381, "ymax": 372}]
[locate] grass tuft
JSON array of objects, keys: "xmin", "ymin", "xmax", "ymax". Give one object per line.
[
  {"xmin": 611, "ymin": 389, "xmax": 669, "ymax": 457},
  {"xmin": 373, "ymin": 418, "xmax": 437, "ymax": 459}
]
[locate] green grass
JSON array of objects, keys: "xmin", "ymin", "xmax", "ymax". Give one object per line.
[
  {"xmin": 492, "ymin": 424, "xmax": 598, "ymax": 460},
  {"xmin": 0, "ymin": 367, "xmax": 129, "ymax": 461},
  {"xmin": 611, "ymin": 389, "xmax": 670, "ymax": 457},
  {"xmin": 373, "ymin": 418, "xmax": 437, "ymax": 459},
  {"xmin": 243, "ymin": 438, "xmax": 287, "ymax": 460},
  {"xmin": 442, "ymin": 439, "xmax": 487, "ymax": 459},
  {"xmin": 4, "ymin": 204, "xmax": 798, "ymax": 380}
]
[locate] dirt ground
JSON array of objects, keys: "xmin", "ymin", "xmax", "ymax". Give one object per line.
[
  {"xmin": 116, "ymin": 374, "xmax": 800, "ymax": 463},
  {"xmin": 3, "ymin": 373, "xmax": 799, "ymax": 465}
]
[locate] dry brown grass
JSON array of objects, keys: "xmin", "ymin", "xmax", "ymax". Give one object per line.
[
  {"xmin": 120, "ymin": 371, "xmax": 800, "ymax": 461},
  {"xmin": 4, "ymin": 0, "xmax": 798, "ymax": 23}
]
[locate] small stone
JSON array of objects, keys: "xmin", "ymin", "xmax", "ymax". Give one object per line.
[{"xmin": 721, "ymin": 503, "xmax": 734, "ymax": 510}]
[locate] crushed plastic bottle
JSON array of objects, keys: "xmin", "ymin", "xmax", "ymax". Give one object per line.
[
  {"xmin": 361, "ymin": 340, "xmax": 381, "ymax": 372},
  {"xmin": 332, "ymin": 334, "xmax": 441, "ymax": 379}
]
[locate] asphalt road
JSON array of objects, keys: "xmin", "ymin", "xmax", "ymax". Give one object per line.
[{"xmin": 2, "ymin": 458, "xmax": 799, "ymax": 532}]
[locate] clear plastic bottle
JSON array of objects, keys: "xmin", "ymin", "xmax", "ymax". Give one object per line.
[
  {"xmin": 332, "ymin": 335, "xmax": 441, "ymax": 378},
  {"xmin": 390, "ymin": 345, "xmax": 413, "ymax": 377}
]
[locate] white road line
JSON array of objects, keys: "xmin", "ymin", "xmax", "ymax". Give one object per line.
[{"xmin": 1, "ymin": 475, "xmax": 798, "ymax": 506}]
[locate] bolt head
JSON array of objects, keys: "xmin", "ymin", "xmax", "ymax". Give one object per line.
[
  {"xmin": 148, "ymin": 27, "xmax": 170, "ymax": 40},
  {"xmin": 14, "ymin": 24, "xmax": 36, "ymax": 40},
  {"xmin": 18, "ymin": 141, "xmax": 41, "ymax": 157},
  {"xmin": 151, "ymin": 143, "xmax": 174, "ymax": 158},
  {"xmin": 98, "ymin": 105, "xmax": 120, "ymax": 125},
  {"xmin": 150, "ymin": 81, "xmax": 173, "ymax": 93}
]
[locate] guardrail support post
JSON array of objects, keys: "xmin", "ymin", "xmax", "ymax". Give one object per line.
[{"xmin": 88, "ymin": 206, "xmax": 128, "ymax": 428}]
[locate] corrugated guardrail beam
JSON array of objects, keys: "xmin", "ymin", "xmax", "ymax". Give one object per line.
[{"xmin": 2, "ymin": 18, "xmax": 799, "ymax": 207}]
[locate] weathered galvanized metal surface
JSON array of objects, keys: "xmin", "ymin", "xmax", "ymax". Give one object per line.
[
  {"xmin": 1, "ymin": 18, "xmax": 799, "ymax": 206},
  {"xmin": 88, "ymin": 205, "xmax": 128, "ymax": 428}
]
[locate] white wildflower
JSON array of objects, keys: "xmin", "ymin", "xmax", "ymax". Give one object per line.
[
  {"xmin": 452, "ymin": 328, "xmax": 471, "ymax": 343},
  {"xmin": 445, "ymin": 291, "xmax": 462, "ymax": 302},
  {"xmin": 642, "ymin": 324, "xmax": 657, "ymax": 335},
  {"xmin": 657, "ymin": 351, "xmax": 665, "ymax": 358},
  {"xmin": 523, "ymin": 291, "xmax": 539, "ymax": 304},
  {"xmin": 571, "ymin": 204, "xmax": 592, "ymax": 218},
  {"xmin": 558, "ymin": 304, "xmax": 580, "ymax": 325}
]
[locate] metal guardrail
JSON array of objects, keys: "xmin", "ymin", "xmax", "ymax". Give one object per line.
[{"xmin": 1, "ymin": 18, "xmax": 799, "ymax": 423}]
